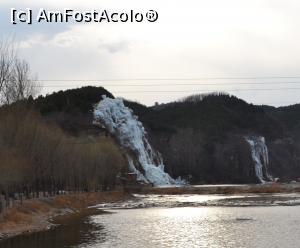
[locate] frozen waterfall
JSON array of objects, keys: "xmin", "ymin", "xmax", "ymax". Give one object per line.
[
  {"xmin": 245, "ymin": 136, "xmax": 273, "ymax": 183},
  {"xmin": 93, "ymin": 96, "xmax": 184, "ymax": 186}
]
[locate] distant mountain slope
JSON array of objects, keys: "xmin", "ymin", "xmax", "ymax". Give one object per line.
[
  {"xmin": 265, "ymin": 104, "xmax": 300, "ymax": 130},
  {"xmin": 35, "ymin": 86, "xmax": 114, "ymax": 114},
  {"xmin": 33, "ymin": 88, "xmax": 300, "ymax": 183},
  {"xmin": 130, "ymin": 94, "xmax": 300, "ymax": 183},
  {"xmin": 140, "ymin": 94, "xmax": 284, "ymax": 140},
  {"xmin": 34, "ymin": 86, "xmax": 114, "ymax": 135}
]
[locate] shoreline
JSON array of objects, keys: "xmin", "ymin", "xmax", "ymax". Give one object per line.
[
  {"xmin": 131, "ymin": 182, "xmax": 300, "ymax": 195},
  {"xmin": 0, "ymin": 191, "xmax": 131, "ymax": 241},
  {"xmin": 1, "ymin": 183, "xmax": 300, "ymax": 241}
]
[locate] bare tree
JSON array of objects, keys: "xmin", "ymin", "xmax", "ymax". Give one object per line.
[
  {"xmin": 0, "ymin": 39, "xmax": 40, "ymax": 104},
  {"xmin": 0, "ymin": 40, "xmax": 16, "ymax": 98},
  {"xmin": 3, "ymin": 59, "xmax": 39, "ymax": 104}
]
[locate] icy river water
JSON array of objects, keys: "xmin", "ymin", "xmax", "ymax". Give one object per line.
[{"xmin": 2, "ymin": 193, "xmax": 300, "ymax": 248}]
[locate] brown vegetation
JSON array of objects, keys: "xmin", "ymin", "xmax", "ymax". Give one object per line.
[
  {"xmin": 136, "ymin": 183, "xmax": 300, "ymax": 195},
  {"xmin": 0, "ymin": 191, "xmax": 129, "ymax": 239},
  {"xmin": 0, "ymin": 104, "xmax": 127, "ymax": 214}
]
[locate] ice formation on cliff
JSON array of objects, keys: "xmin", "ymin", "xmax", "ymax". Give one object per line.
[
  {"xmin": 93, "ymin": 96, "xmax": 184, "ymax": 186},
  {"xmin": 245, "ymin": 136, "xmax": 273, "ymax": 183}
]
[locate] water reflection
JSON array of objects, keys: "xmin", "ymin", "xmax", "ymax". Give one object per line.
[
  {"xmin": 0, "ymin": 211, "xmax": 107, "ymax": 248},
  {"xmin": 96, "ymin": 193, "xmax": 300, "ymax": 209},
  {"xmin": 2, "ymin": 194, "xmax": 300, "ymax": 248},
  {"xmin": 92, "ymin": 206, "xmax": 300, "ymax": 248}
]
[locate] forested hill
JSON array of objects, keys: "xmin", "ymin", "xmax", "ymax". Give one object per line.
[
  {"xmin": 35, "ymin": 86, "xmax": 114, "ymax": 114},
  {"xmin": 33, "ymin": 86, "xmax": 114, "ymax": 135},
  {"xmin": 126, "ymin": 93, "xmax": 300, "ymax": 183},
  {"xmin": 33, "ymin": 87, "xmax": 300, "ymax": 183},
  {"xmin": 1, "ymin": 86, "xmax": 299, "ymax": 197},
  {"xmin": 0, "ymin": 86, "xmax": 126, "ymax": 210},
  {"xmin": 134, "ymin": 94, "xmax": 285, "ymax": 140}
]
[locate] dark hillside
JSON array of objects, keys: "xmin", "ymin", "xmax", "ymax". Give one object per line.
[
  {"xmin": 136, "ymin": 94, "xmax": 285, "ymax": 140},
  {"xmin": 266, "ymin": 104, "xmax": 300, "ymax": 130},
  {"xmin": 26, "ymin": 87, "xmax": 300, "ymax": 183},
  {"xmin": 35, "ymin": 86, "xmax": 114, "ymax": 114},
  {"xmin": 34, "ymin": 86, "xmax": 114, "ymax": 135},
  {"xmin": 131, "ymin": 93, "xmax": 300, "ymax": 183}
]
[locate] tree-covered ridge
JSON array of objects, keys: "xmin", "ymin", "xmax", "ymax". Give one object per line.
[
  {"xmin": 32, "ymin": 88, "xmax": 300, "ymax": 183},
  {"xmin": 35, "ymin": 86, "xmax": 114, "ymax": 114},
  {"xmin": 127, "ymin": 93, "xmax": 300, "ymax": 183},
  {"xmin": 1, "ymin": 86, "xmax": 300, "ymax": 207},
  {"xmin": 133, "ymin": 93, "xmax": 284, "ymax": 140}
]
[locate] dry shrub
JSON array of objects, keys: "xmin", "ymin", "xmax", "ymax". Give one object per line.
[
  {"xmin": 0, "ymin": 149, "xmax": 30, "ymax": 188},
  {"xmin": 24, "ymin": 201, "xmax": 51, "ymax": 213},
  {"xmin": 0, "ymin": 191, "xmax": 128, "ymax": 235},
  {"xmin": 2, "ymin": 208, "xmax": 32, "ymax": 224},
  {"xmin": 249, "ymin": 183, "xmax": 283, "ymax": 194},
  {"xmin": 0, "ymin": 104, "xmax": 126, "ymax": 198}
]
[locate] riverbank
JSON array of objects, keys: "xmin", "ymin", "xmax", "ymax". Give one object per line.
[
  {"xmin": 130, "ymin": 182, "xmax": 300, "ymax": 195},
  {"xmin": 2, "ymin": 183, "xmax": 300, "ymax": 241},
  {"xmin": 3, "ymin": 194, "xmax": 300, "ymax": 248},
  {"xmin": 0, "ymin": 191, "xmax": 131, "ymax": 240}
]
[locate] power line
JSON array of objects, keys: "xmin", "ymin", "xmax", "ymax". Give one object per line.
[
  {"xmin": 37, "ymin": 81, "xmax": 300, "ymax": 87},
  {"xmin": 34, "ymin": 76, "xmax": 300, "ymax": 81},
  {"xmin": 37, "ymin": 87, "xmax": 300, "ymax": 92},
  {"xmin": 33, "ymin": 80, "xmax": 300, "ymax": 105}
]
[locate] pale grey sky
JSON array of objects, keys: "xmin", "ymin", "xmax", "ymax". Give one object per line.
[{"xmin": 1, "ymin": 0, "xmax": 300, "ymax": 106}]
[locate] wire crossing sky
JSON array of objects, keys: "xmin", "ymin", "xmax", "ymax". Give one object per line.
[{"xmin": 1, "ymin": 0, "xmax": 300, "ymax": 106}]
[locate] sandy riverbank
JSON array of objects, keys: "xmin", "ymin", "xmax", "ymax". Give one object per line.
[{"xmin": 0, "ymin": 191, "xmax": 131, "ymax": 240}]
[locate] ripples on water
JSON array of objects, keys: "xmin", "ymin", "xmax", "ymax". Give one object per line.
[
  {"xmin": 1, "ymin": 194, "xmax": 300, "ymax": 248},
  {"xmin": 89, "ymin": 206, "xmax": 300, "ymax": 248}
]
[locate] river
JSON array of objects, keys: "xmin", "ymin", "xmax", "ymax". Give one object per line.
[{"xmin": 1, "ymin": 193, "xmax": 300, "ymax": 248}]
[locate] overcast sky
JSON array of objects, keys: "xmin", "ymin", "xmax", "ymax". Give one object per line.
[{"xmin": 1, "ymin": 0, "xmax": 300, "ymax": 106}]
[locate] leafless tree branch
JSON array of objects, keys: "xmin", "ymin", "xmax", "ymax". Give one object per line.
[{"xmin": 0, "ymin": 39, "xmax": 40, "ymax": 105}]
